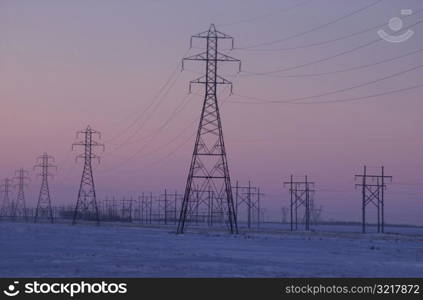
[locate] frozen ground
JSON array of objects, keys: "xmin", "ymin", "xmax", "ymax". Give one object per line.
[
  {"xmin": 244, "ymin": 221, "xmax": 423, "ymax": 236},
  {"xmin": 1, "ymin": 221, "xmax": 423, "ymax": 277}
]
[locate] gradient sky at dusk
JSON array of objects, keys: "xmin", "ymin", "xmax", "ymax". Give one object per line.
[{"xmin": 1, "ymin": 0, "xmax": 423, "ymax": 225}]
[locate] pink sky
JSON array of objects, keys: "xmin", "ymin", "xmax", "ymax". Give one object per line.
[{"xmin": 1, "ymin": 0, "xmax": 423, "ymax": 225}]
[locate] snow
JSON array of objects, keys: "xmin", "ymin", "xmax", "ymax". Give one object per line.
[{"xmin": 1, "ymin": 221, "xmax": 423, "ymax": 277}]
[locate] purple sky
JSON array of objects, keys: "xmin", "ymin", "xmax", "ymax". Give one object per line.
[{"xmin": 1, "ymin": 0, "xmax": 423, "ymax": 225}]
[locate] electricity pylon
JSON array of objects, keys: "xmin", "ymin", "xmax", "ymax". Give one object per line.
[
  {"xmin": 355, "ymin": 166, "xmax": 392, "ymax": 233},
  {"xmin": 12, "ymin": 168, "xmax": 30, "ymax": 221},
  {"xmin": 34, "ymin": 153, "xmax": 57, "ymax": 223},
  {"xmin": 284, "ymin": 175, "xmax": 315, "ymax": 231},
  {"xmin": 177, "ymin": 24, "xmax": 241, "ymax": 234},
  {"xmin": 72, "ymin": 125, "xmax": 104, "ymax": 225},
  {"xmin": 0, "ymin": 178, "xmax": 12, "ymax": 218}
]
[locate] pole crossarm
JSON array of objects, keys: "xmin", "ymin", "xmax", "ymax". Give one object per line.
[
  {"xmin": 72, "ymin": 125, "xmax": 104, "ymax": 225},
  {"xmin": 355, "ymin": 165, "xmax": 392, "ymax": 233},
  {"xmin": 34, "ymin": 153, "xmax": 57, "ymax": 223},
  {"xmin": 177, "ymin": 24, "xmax": 240, "ymax": 234}
]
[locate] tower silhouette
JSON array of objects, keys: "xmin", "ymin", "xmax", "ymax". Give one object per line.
[
  {"xmin": 177, "ymin": 24, "xmax": 241, "ymax": 234},
  {"xmin": 0, "ymin": 178, "xmax": 12, "ymax": 218},
  {"xmin": 13, "ymin": 168, "xmax": 30, "ymax": 221},
  {"xmin": 284, "ymin": 175, "xmax": 315, "ymax": 231},
  {"xmin": 72, "ymin": 126, "xmax": 104, "ymax": 225},
  {"xmin": 355, "ymin": 166, "xmax": 392, "ymax": 233},
  {"xmin": 34, "ymin": 153, "xmax": 57, "ymax": 223}
]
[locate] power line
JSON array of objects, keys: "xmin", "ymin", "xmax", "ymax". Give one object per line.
[
  {"xmin": 105, "ymin": 48, "xmax": 190, "ymax": 144},
  {"xmin": 240, "ymin": 17, "xmax": 423, "ymax": 75},
  {"xmin": 302, "ymin": 83, "xmax": 423, "ymax": 105},
  {"xmin": 118, "ymin": 74, "xmax": 234, "ymax": 151},
  {"xmin": 109, "ymin": 87, "xmax": 234, "ymax": 172},
  {"xmin": 228, "ymin": 82, "xmax": 423, "ymax": 105},
  {"xmin": 231, "ymin": 62, "xmax": 423, "ymax": 104},
  {"xmin": 105, "ymin": 65, "xmax": 179, "ymax": 143},
  {"xmin": 242, "ymin": 46, "xmax": 423, "ymax": 79},
  {"xmin": 239, "ymin": 7, "xmax": 423, "ymax": 52},
  {"xmin": 108, "ymin": 49, "xmax": 235, "ymax": 153},
  {"xmin": 98, "ymin": 87, "xmax": 233, "ymax": 174},
  {"xmin": 217, "ymin": 0, "xmax": 314, "ymax": 27},
  {"xmin": 135, "ymin": 94, "xmax": 233, "ymax": 169},
  {"xmin": 116, "ymin": 90, "xmax": 195, "ymax": 146},
  {"xmin": 98, "ymin": 94, "xmax": 198, "ymax": 173},
  {"xmin": 109, "ymin": 68, "xmax": 184, "ymax": 150},
  {"xmin": 100, "ymin": 69, "xmax": 235, "ymax": 173},
  {"xmin": 236, "ymin": 0, "xmax": 383, "ymax": 49}
]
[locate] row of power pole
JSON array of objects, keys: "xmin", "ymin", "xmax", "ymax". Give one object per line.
[{"xmin": 281, "ymin": 166, "xmax": 392, "ymax": 233}]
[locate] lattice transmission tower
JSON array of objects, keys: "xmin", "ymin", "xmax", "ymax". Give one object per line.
[
  {"xmin": 34, "ymin": 153, "xmax": 57, "ymax": 223},
  {"xmin": 0, "ymin": 178, "xmax": 12, "ymax": 218},
  {"xmin": 177, "ymin": 24, "xmax": 241, "ymax": 234},
  {"xmin": 72, "ymin": 126, "xmax": 104, "ymax": 225},
  {"xmin": 12, "ymin": 168, "xmax": 30, "ymax": 220}
]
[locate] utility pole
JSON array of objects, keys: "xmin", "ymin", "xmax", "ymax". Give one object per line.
[
  {"xmin": 247, "ymin": 181, "xmax": 252, "ymax": 229},
  {"xmin": 13, "ymin": 168, "xmax": 30, "ymax": 221},
  {"xmin": 140, "ymin": 193, "xmax": 145, "ymax": 224},
  {"xmin": 158, "ymin": 190, "xmax": 180, "ymax": 225},
  {"xmin": 72, "ymin": 125, "xmax": 104, "ymax": 225},
  {"xmin": 140, "ymin": 193, "xmax": 153, "ymax": 224},
  {"xmin": 177, "ymin": 24, "xmax": 241, "ymax": 234},
  {"xmin": 381, "ymin": 166, "xmax": 387, "ymax": 232},
  {"xmin": 257, "ymin": 187, "xmax": 264, "ymax": 228},
  {"xmin": 305, "ymin": 176, "xmax": 310, "ymax": 230},
  {"xmin": 121, "ymin": 197, "xmax": 133, "ymax": 222},
  {"xmin": 284, "ymin": 175, "xmax": 315, "ymax": 231},
  {"xmin": 355, "ymin": 165, "xmax": 392, "ymax": 233},
  {"xmin": 158, "ymin": 189, "xmax": 169, "ymax": 224},
  {"xmin": 233, "ymin": 181, "xmax": 262, "ymax": 229},
  {"xmin": 0, "ymin": 178, "xmax": 12, "ymax": 218},
  {"xmin": 149, "ymin": 192, "xmax": 154, "ymax": 224},
  {"xmin": 287, "ymin": 175, "xmax": 293, "ymax": 231},
  {"xmin": 173, "ymin": 191, "xmax": 180, "ymax": 224},
  {"xmin": 34, "ymin": 153, "xmax": 57, "ymax": 223},
  {"xmin": 164, "ymin": 190, "xmax": 168, "ymax": 224}
]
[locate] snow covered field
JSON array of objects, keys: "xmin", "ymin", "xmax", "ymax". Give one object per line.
[{"xmin": 1, "ymin": 221, "xmax": 423, "ymax": 277}]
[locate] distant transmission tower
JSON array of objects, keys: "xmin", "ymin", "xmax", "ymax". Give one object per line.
[
  {"xmin": 355, "ymin": 165, "xmax": 392, "ymax": 233},
  {"xmin": 177, "ymin": 24, "xmax": 241, "ymax": 234},
  {"xmin": 34, "ymin": 153, "xmax": 57, "ymax": 223},
  {"xmin": 0, "ymin": 178, "xmax": 12, "ymax": 218},
  {"xmin": 284, "ymin": 175, "xmax": 315, "ymax": 231},
  {"xmin": 13, "ymin": 168, "xmax": 30, "ymax": 221},
  {"xmin": 72, "ymin": 126, "xmax": 104, "ymax": 225}
]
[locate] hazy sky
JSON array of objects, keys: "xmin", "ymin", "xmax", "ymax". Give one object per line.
[{"xmin": 1, "ymin": 0, "xmax": 423, "ymax": 225}]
